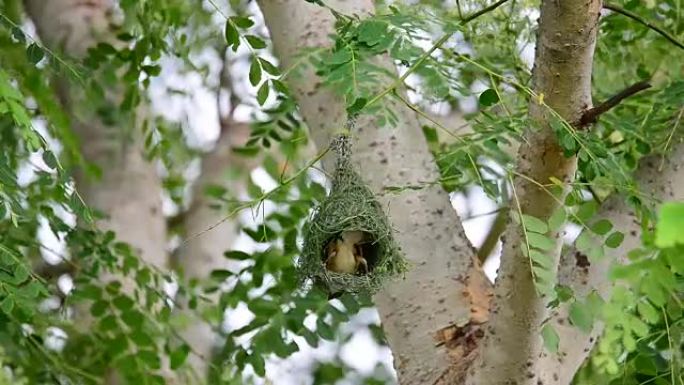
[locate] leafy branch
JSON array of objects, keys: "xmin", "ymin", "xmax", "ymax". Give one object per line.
[
  {"xmin": 180, "ymin": 146, "xmax": 331, "ymax": 245},
  {"xmin": 579, "ymin": 80, "xmax": 652, "ymax": 126},
  {"xmin": 603, "ymin": 3, "xmax": 684, "ymax": 51},
  {"xmin": 363, "ymin": 0, "xmax": 512, "ymax": 109}
]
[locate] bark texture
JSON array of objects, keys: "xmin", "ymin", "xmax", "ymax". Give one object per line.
[
  {"xmin": 539, "ymin": 141, "xmax": 684, "ymax": 384},
  {"xmin": 25, "ymin": 1, "xmax": 167, "ymax": 383},
  {"xmin": 467, "ymin": 2, "xmax": 602, "ymax": 385},
  {"xmin": 174, "ymin": 122, "xmax": 256, "ymax": 379},
  {"xmin": 257, "ymin": 1, "xmax": 489, "ymax": 383},
  {"xmin": 24, "ymin": 0, "xmax": 167, "ymax": 271}
]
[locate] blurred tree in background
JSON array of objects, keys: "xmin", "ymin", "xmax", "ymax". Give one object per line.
[{"xmin": 0, "ymin": 0, "xmax": 682, "ymax": 384}]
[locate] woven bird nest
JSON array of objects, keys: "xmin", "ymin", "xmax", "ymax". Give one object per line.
[{"xmin": 299, "ymin": 131, "xmax": 406, "ymax": 296}]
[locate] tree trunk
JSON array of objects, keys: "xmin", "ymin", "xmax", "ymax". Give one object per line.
[
  {"xmin": 257, "ymin": 1, "xmax": 490, "ymax": 383},
  {"xmin": 539, "ymin": 141, "xmax": 684, "ymax": 384},
  {"xmin": 174, "ymin": 121, "xmax": 256, "ymax": 381},
  {"xmin": 468, "ymin": 2, "xmax": 602, "ymax": 385},
  {"xmin": 24, "ymin": 0, "xmax": 167, "ymax": 275},
  {"xmin": 25, "ymin": 1, "xmax": 167, "ymax": 383}
]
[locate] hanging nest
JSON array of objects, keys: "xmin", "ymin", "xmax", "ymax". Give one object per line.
[{"xmin": 299, "ymin": 133, "xmax": 407, "ymax": 296}]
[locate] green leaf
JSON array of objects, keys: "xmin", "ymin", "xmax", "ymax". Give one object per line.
[
  {"xmin": 121, "ymin": 310, "xmax": 144, "ymax": 328},
  {"xmin": 245, "ymin": 35, "xmax": 267, "ymax": 49},
  {"xmin": 569, "ymin": 301, "xmax": 593, "ymax": 333},
  {"xmin": 532, "ymin": 265, "xmax": 554, "ymax": 284},
  {"xmin": 522, "ymin": 214, "xmax": 548, "ymax": 233},
  {"xmin": 357, "ymin": 20, "xmax": 389, "ymax": 46},
  {"xmin": 170, "ymin": 344, "xmax": 190, "ymax": 370},
  {"xmin": 210, "ymin": 269, "xmax": 234, "ymax": 280},
  {"xmin": 575, "ymin": 231, "xmax": 593, "ymax": 253},
  {"xmin": 605, "ymin": 231, "xmax": 624, "ymax": 248},
  {"xmin": 26, "ymin": 43, "xmax": 44, "ymax": 64},
  {"xmin": 113, "ymin": 295, "xmax": 134, "ymax": 311},
  {"xmin": 249, "ymin": 352, "xmax": 266, "ymax": 377},
  {"xmin": 283, "ymin": 229, "xmax": 298, "ymax": 255},
  {"xmin": 527, "ymin": 233, "xmax": 555, "ymax": 251},
  {"xmin": 256, "ymin": 82, "xmax": 270, "ymax": 105},
  {"xmin": 130, "ymin": 330, "xmax": 154, "ymax": 348},
  {"xmin": 316, "ymin": 317, "xmax": 335, "ymax": 340},
  {"xmin": 272, "ymin": 79, "xmax": 289, "ymax": 94},
  {"xmin": 655, "ymin": 202, "xmax": 684, "ymax": 248},
  {"xmin": 249, "ymin": 58, "xmax": 262, "ymax": 86},
  {"xmin": 590, "ymin": 219, "xmax": 613, "ymax": 235},
  {"xmin": 231, "ymin": 16, "xmax": 254, "ymax": 28},
  {"xmin": 629, "ymin": 315, "xmax": 649, "ymax": 337},
  {"xmin": 138, "ymin": 350, "xmax": 161, "ymax": 369},
  {"xmin": 541, "ymin": 324, "xmax": 559, "ymax": 353},
  {"xmin": 142, "ymin": 65, "xmax": 161, "ymax": 76},
  {"xmin": 576, "ymin": 201, "xmax": 598, "ymax": 222},
  {"xmin": 42, "ymin": 150, "xmax": 58, "ymax": 169},
  {"xmin": 248, "ymin": 299, "xmax": 280, "ymax": 316},
  {"xmin": 530, "ymin": 249, "xmax": 552, "ymax": 269},
  {"xmin": 232, "ymin": 146, "xmax": 260, "ymax": 157},
  {"xmin": 555, "ymin": 285, "xmax": 574, "ymax": 302},
  {"xmin": 107, "ymin": 336, "xmax": 128, "ymax": 358},
  {"xmin": 547, "ymin": 208, "xmax": 567, "ymax": 231},
  {"xmin": 479, "ymin": 89, "xmax": 499, "ymax": 107},
  {"xmin": 1, "ymin": 296, "xmax": 14, "ymax": 314},
  {"xmin": 224, "ymin": 250, "xmax": 252, "ymax": 260},
  {"xmin": 99, "ymin": 315, "xmax": 118, "ymax": 331},
  {"xmin": 90, "ymin": 300, "xmax": 108, "ymax": 317},
  {"xmin": 259, "ymin": 58, "xmax": 280, "ymax": 76},
  {"xmin": 302, "ymin": 328, "xmax": 319, "ymax": 348},
  {"xmin": 347, "ymin": 97, "xmax": 367, "ymax": 115},
  {"xmin": 338, "ymin": 293, "xmax": 360, "ymax": 314},
  {"xmin": 225, "ymin": 22, "xmax": 239, "ymax": 50},
  {"xmin": 12, "ymin": 264, "xmax": 29, "ymax": 284},
  {"xmin": 11, "ymin": 27, "xmax": 25, "ymax": 43},
  {"xmin": 329, "ymin": 48, "xmax": 352, "ymax": 65}
]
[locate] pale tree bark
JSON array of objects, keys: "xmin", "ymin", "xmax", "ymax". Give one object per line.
[
  {"xmin": 467, "ymin": 2, "xmax": 602, "ymax": 385},
  {"xmin": 25, "ymin": 0, "xmax": 167, "ymax": 383},
  {"xmin": 174, "ymin": 121, "xmax": 256, "ymax": 381},
  {"xmin": 257, "ymin": 1, "xmax": 491, "ymax": 384},
  {"xmin": 24, "ymin": 0, "xmax": 167, "ymax": 275},
  {"xmin": 538, "ymin": 140, "xmax": 684, "ymax": 384}
]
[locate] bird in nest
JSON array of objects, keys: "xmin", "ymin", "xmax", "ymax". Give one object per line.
[{"xmin": 325, "ymin": 231, "xmax": 369, "ymax": 274}]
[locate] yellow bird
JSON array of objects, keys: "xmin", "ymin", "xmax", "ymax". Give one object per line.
[{"xmin": 325, "ymin": 231, "xmax": 368, "ymax": 274}]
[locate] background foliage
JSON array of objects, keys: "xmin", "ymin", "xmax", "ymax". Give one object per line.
[{"xmin": 0, "ymin": 0, "xmax": 682, "ymax": 384}]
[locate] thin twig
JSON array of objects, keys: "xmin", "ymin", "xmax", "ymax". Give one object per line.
[
  {"xmin": 180, "ymin": 146, "xmax": 331, "ymax": 245},
  {"xmin": 659, "ymin": 107, "xmax": 684, "ymax": 171},
  {"xmin": 365, "ymin": 0, "xmax": 511, "ymax": 109},
  {"xmin": 604, "ymin": 3, "xmax": 684, "ymax": 50},
  {"xmin": 477, "ymin": 206, "xmax": 509, "ymax": 262},
  {"xmin": 462, "ymin": 0, "xmax": 511, "ymax": 23},
  {"xmin": 579, "ymin": 80, "xmax": 652, "ymax": 126}
]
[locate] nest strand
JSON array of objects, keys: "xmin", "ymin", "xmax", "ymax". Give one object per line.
[{"xmin": 299, "ymin": 133, "xmax": 406, "ymax": 295}]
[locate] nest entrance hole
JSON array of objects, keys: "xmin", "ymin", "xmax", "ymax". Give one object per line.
[{"xmin": 322, "ymin": 231, "xmax": 380, "ymax": 275}]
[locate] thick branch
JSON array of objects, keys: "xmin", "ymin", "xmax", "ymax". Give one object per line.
[
  {"xmin": 257, "ymin": 1, "xmax": 490, "ymax": 383},
  {"xmin": 539, "ymin": 141, "xmax": 684, "ymax": 384},
  {"xmin": 172, "ymin": 121, "xmax": 251, "ymax": 380},
  {"xmin": 477, "ymin": 207, "xmax": 508, "ymax": 263},
  {"xmin": 604, "ymin": 3, "xmax": 684, "ymax": 51},
  {"xmin": 25, "ymin": 1, "xmax": 169, "ymax": 383},
  {"xmin": 579, "ymin": 80, "xmax": 651, "ymax": 126},
  {"xmin": 467, "ymin": 2, "xmax": 602, "ymax": 385}
]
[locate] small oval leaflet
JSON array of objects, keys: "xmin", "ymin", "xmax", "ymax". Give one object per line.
[{"xmin": 298, "ymin": 119, "xmax": 407, "ymax": 296}]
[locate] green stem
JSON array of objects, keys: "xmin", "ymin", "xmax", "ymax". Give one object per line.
[
  {"xmin": 604, "ymin": 3, "xmax": 684, "ymax": 50},
  {"xmin": 365, "ymin": 0, "xmax": 512, "ymax": 109}
]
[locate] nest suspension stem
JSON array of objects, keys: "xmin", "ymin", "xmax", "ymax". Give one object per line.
[{"xmin": 331, "ymin": 115, "xmax": 357, "ymax": 177}]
